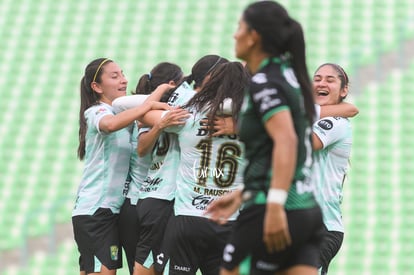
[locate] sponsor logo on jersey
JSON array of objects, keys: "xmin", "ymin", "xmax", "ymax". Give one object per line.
[
  {"xmin": 318, "ymin": 119, "xmax": 333, "ymax": 130},
  {"xmin": 168, "ymin": 92, "xmax": 179, "ymax": 106},
  {"xmin": 252, "ymin": 73, "xmax": 267, "ymax": 84},
  {"xmin": 140, "ymin": 177, "xmax": 162, "ymax": 192},
  {"xmin": 253, "ymin": 88, "xmax": 282, "ymax": 113},
  {"xmin": 95, "ymin": 107, "xmax": 107, "ymax": 115},
  {"xmin": 253, "ymin": 88, "xmax": 278, "ymax": 101},
  {"xmin": 191, "ymin": 194, "xmax": 214, "ymax": 210}
]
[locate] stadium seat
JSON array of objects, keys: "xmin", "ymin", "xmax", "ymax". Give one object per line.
[{"xmin": 1, "ymin": 0, "xmax": 413, "ymax": 273}]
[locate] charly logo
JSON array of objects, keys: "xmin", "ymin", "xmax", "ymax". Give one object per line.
[
  {"xmin": 110, "ymin": 245, "xmax": 119, "ymax": 261},
  {"xmin": 252, "ymin": 73, "xmax": 267, "ymax": 84},
  {"xmin": 174, "ymin": 265, "xmax": 191, "ymax": 272},
  {"xmin": 318, "ymin": 119, "xmax": 333, "ymax": 130},
  {"xmin": 223, "ymin": 244, "xmax": 235, "ymax": 262},
  {"xmin": 157, "ymin": 252, "xmax": 164, "ymax": 265}
]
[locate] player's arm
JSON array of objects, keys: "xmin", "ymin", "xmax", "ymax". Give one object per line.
[
  {"xmin": 200, "ymin": 116, "xmax": 237, "ymax": 136},
  {"xmin": 137, "ymin": 127, "xmax": 162, "ymax": 157},
  {"xmin": 205, "ymin": 189, "xmax": 243, "ymax": 224},
  {"xmin": 312, "ymin": 133, "xmax": 324, "ymax": 151},
  {"xmin": 112, "ymin": 94, "xmax": 150, "ymax": 113},
  {"xmin": 263, "ymin": 110, "xmax": 295, "ymax": 253},
  {"xmin": 99, "ymin": 101, "xmax": 170, "ymax": 133},
  {"xmin": 137, "ymin": 108, "xmax": 191, "ymax": 156},
  {"xmin": 144, "ymin": 83, "xmax": 175, "ymax": 103},
  {"xmin": 319, "ymin": 102, "xmax": 359, "ymax": 119}
]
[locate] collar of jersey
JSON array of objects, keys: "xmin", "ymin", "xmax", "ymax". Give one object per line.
[{"xmin": 258, "ymin": 57, "xmax": 283, "ymax": 71}]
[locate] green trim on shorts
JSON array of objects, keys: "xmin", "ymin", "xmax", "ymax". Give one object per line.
[{"xmin": 240, "ymin": 255, "xmax": 252, "ymax": 275}]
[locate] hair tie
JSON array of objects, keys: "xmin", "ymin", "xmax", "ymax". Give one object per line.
[
  {"xmin": 92, "ymin": 58, "xmax": 110, "ymax": 83},
  {"xmin": 186, "ymin": 74, "xmax": 194, "ymax": 84},
  {"xmin": 148, "ymin": 73, "xmax": 152, "ymax": 80}
]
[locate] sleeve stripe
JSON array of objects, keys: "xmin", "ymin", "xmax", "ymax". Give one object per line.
[{"xmin": 262, "ymin": 106, "xmax": 289, "ymax": 123}]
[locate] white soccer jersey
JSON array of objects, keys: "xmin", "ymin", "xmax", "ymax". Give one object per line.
[
  {"xmin": 166, "ymin": 111, "xmax": 245, "ymax": 220},
  {"xmin": 73, "ymin": 103, "xmax": 132, "ymax": 216},
  {"xmin": 311, "ymin": 116, "xmax": 352, "ymax": 232},
  {"xmin": 126, "ymin": 123, "xmax": 151, "ymax": 205},
  {"xmin": 139, "ymin": 82, "xmax": 196, "ymax": 200}
]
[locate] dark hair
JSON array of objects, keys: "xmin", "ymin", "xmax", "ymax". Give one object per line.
[
  {"xmin": 243, "ymin": 1, "xmax": 315, "ymax": 124},
  {"xmin": 77, "ymin": 58, "xmax": 112, "ymax": 160},
  {"xmin": 184, "ymin": 61, "xmax": 250, "ymax": 135},
  {"xmin": 135, "ymin": 62, "xmax": 183, "ymax": 95},
  {"xmin": 184, "ymin": 55, "xmax": 229, "ymax": 89},
  {"xmin": 315, "ymin": 63, "xmax": 349, "ymax": 90}
]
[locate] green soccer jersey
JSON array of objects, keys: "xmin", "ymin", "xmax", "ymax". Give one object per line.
[{"xmin": 238, "ymin": 57, "xmax": 317, "ymax": 210}]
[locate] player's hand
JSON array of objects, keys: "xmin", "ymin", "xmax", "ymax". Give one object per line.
[
  {"xmin": 263, "ymin": 203, "xmax": 291, "ymax": 253},
  {"xmin": 200, "ymin": 116, "xmax": 236, "ymax": 136},
  {"xmin": 205, "ymin": 189, "xmax": 242, "ymax": 224},
  {"xmin": 156, "ymin": 107, "xmax": 190, "ymax": 129}
]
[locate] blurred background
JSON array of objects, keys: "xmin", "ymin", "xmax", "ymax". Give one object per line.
[{"xmin": 0, "ymin": 0, "xmax": 413, "ymax": 274}]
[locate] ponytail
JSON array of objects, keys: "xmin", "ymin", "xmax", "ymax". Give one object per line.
[
  {"xmin": 284, "ymin": 20, "xmax": 315, "ymax": 124},
  {"xmin": 77, "ymin": 58, "xmax": 112, "ymax": 160}
]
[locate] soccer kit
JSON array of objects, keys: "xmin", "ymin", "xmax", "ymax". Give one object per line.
[
  {"xmin": 72, "ymin": 102, "xmax": 131, "ymax": 215},
  {"xmin": 312, "ymin": 115, "xmax": 352, "ymax": 274},
  {"xmin": 72, "ymin": 102, "xmax": 132, "ymax": 273},
  {"xmin": 223, "ymin": 57, "xmax": 324, "ymax": 274},
  {"xmin": 156, "ymin": 98, "xmax": 246, "ymax": 274},
  {"xmin": 135, "ymin": 82, "xmax": 197, "ymax": 268}
]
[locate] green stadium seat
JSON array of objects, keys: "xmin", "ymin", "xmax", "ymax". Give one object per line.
[{"xmin": 1, "ymin": 0, "xmax": 414, "ymax": 273}]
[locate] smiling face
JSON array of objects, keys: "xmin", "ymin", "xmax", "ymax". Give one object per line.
[
  {"xmin": 91, "ymin": 61, "xmax": 128, "ymax": 104},
  {"xmin": 313, "ymin": 64, "xmax": 348, "ymax": 106}
]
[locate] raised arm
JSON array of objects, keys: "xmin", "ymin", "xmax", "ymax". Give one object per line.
[
  {"xmin": 137, "ymin": 108, "xmax": 191, "ymax": 156},
  {"xmin": 112, "ymin": 94, "xmax": 150, "ymax": 113},
  {"xmin": 319, "ymin": 102, "xmax": 359, "ymax": 119},
  {"xmin": 99, "ymin": 101, "xmax": 170, "ymax": 134}
]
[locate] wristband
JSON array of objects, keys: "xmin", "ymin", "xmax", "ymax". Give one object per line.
[{"xmin": 267, "ymin": 189, "xmax": 288, "ymax": 205}]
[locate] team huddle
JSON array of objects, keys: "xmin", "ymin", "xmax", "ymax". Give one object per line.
[{"xmin": 71, "ymin": 1, "xmax": 358, "ymax": 275}]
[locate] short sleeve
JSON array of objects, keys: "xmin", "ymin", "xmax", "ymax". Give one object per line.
[
  {"xmin": 250, "ymin": 73, "xmax": 289, "ymax": 123},
  {"xmin": 112, "ymin": 94, "xmax": 150, "ymax": 113},
  {"xmin": 86, "ymin": 104, "xmax": 114, "ymax": 134},
  {"xmin": 313, "ymin": 117, "xmax": 350, "ymax": 148},
  {"xmin": 138, "ymin": 126, "xmax": 151, "ymax": 136}
]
